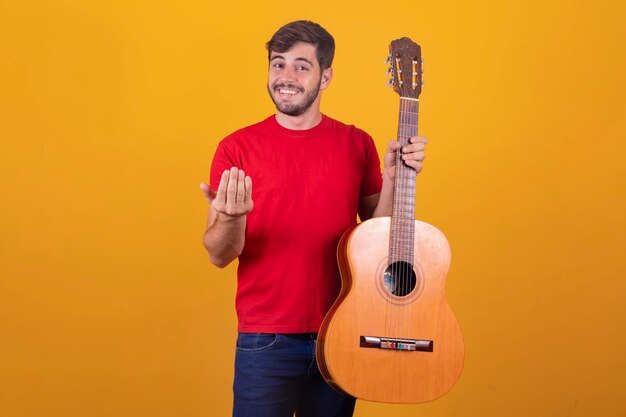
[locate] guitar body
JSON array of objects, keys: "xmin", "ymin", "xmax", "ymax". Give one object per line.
[{"xmin": 317, "ymin": 217, "xmax": 464, "ymax": 403}]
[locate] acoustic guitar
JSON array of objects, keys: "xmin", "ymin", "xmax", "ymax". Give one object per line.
[{"xmin": 316, "ymin": 38, "xmax": 464, "ymax": 403}]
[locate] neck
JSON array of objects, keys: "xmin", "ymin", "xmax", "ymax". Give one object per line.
[
  {"xmin": 275, "ymin": 110, "xmax": 322, "ymax": 130},
  {"xmin": 274, "ymin": 95, "xmax": 323, "ymax": 130}
]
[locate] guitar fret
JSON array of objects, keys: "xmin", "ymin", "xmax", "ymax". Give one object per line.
[
  {"xmin": 389, "ymin": 245, "xmax": 415, "ymax": 253},
  {"xmin": 391, "ymin": 212, "xmax": 415, "ymax": 217},
  {"xmin": 390, "ymin": 234, "xmax": 415, "ymax": 239},
  {"xmin": 391, "ymin": 223, "xmax": 415, "ymax": 229},
  {"xmin": 391, "ymin": 222, "xmax": 415, "ymax": 229},
  {"xmin": 389, "ymin": 253, "xmax": 415, "ymax": 261}
]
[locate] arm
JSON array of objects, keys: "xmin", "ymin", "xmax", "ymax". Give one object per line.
[
  {"xmin": 359, "ymin": 135, "xmax": 427, "ymax": 221},
  {"xmin": 200, "ymin": 167, "xmax": 253, "ymax": 268}
]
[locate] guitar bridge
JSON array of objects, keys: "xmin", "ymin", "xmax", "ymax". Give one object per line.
[{"xmin": 360, "ymin": 335, "xmax": 433, "ymax": 352}]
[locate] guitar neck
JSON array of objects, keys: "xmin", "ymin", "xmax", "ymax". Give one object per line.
[{"xmin": 389, "ymin": 97, "xmax": 419, "ymax": 264}]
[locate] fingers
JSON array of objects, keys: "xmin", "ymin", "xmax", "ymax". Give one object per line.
[
  {"xmin": 409, "ymin": 135, "xmax": 428, "ymax": 145},
  {"xmin": 402, "ymin": 135, "xmax": 427, "ymax": 151},
  {"xmin": 236, "ymin": 169, "xmax": 245, "ymax": 203},
  {"xmin": 216, "ymin": 170, "xmax": 229, "ymax": 204},
  {"xmin": 403, "ymin": 159, "xmax": 424, "ymax": 173},
  {"xmin": 393, "ymin": 135, "xmax": 428, "ymax": 173},
  {"xmin": 403, "ymin": 150, "xmax": 425, "ymax": 160},
  {"xmin": 404, "ymin": 135, "xmax": 427, "ymax": 150},
  {"xmin": 210, "ymin": 167, "xmax": 253, "ymax": 217},
  {"xmin": 227, "ymin": 167, "xmax": 239, "ymax": 203},
  {"xmin": 244, "ymin": 175, "xmax": 252, "ymax": 202},
  {"xmin": 388, "ymin": 136, "xmax": 426, "ymax": 152}
]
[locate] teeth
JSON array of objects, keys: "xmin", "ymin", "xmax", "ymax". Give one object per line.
[{"xmin": 279, "ymin": 89, "xmax": 298, "ymax": 95}]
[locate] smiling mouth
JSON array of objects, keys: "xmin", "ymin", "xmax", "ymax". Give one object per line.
[{"xmin": 274, "ymin": 84, "xmax": 304, "ymax": 97}]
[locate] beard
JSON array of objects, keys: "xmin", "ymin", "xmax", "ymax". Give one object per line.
[{"xmin": 267, "ymin": 78, "xmax": 322, "ymax": 117}]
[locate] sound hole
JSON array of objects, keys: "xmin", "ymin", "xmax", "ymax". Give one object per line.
[{"xmin": 383, "ymin": 261, "xmax": 417, "ymax": 297}]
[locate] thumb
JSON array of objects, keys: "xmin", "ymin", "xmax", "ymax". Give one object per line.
[
  {"xmin": 200, "ymin": 183, "xmax": 216, "ymax": 202},
  {"xmin": 385, "ymin": 140, "xmax": 400, "ymax": 166}
]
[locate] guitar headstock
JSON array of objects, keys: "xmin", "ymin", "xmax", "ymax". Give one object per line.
[{"xmin": 386, "ymin": 37, "xmax": 423, "ymax": 99}]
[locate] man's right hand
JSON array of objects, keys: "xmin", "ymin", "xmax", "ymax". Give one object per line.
[{"xmin": 200, "ymin": 167, "xmax": 253, "ymax": 218}]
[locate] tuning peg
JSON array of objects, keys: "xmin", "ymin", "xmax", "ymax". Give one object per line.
[
  {"xmin": 384, "ymin": 55, "xmax": 392, "ymax": 64},
  {"xmin": 386, "ymin": 67, "xmax": 393, "ymax": 75},
  {"xmin": 386, "ymin": 79, "xmax": 394, "ymax": 88}
]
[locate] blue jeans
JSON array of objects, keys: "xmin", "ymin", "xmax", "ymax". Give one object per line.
[{"xmin": 233, "ymin": 333, "xmax": 356, "ymax": 417}]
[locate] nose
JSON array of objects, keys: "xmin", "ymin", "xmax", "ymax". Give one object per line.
[{"xmin": 280, "ymin": 65, "xmax": 297, "ymax": 82}]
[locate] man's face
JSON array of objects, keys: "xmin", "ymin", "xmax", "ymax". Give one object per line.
[{"xmin": 267, "ymin": 42, "xmax": 331, "ymax": 117}]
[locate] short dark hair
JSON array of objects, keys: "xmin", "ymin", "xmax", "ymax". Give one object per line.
[{"xmin": 266, "ymin": 20, "xmax": 335, "ymax": 70}]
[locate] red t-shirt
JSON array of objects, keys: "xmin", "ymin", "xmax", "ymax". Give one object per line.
[{"xmin": 210, "ymin": 114, "xmax": 383, "ymax": 333}]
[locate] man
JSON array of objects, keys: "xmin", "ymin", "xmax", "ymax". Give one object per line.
[{"xmin": 200, "ymin": 20, "xmax": 427, "ymax": 417}]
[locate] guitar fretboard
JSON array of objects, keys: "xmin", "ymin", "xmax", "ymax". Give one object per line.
[{"xmin": 389, "ymin": 98, "xmax": 418, "ymax": 264}]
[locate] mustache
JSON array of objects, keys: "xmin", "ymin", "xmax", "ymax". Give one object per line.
[{"xmin": 273, "ymin": 83, "xmax": 305, "ymax": 93}]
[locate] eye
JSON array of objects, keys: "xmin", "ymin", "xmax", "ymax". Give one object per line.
[
  {"xmin": 272, "ymin": 62, "xmax": 284, "ymax": 69},
  {"xmin": 297, "ymin": 66, "xmax": 310, "ymax": 71}
]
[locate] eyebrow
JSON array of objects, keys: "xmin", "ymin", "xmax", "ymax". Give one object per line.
[{"xmin": 270, "ymin": 55, "xmax": 314, "ymax": 66}]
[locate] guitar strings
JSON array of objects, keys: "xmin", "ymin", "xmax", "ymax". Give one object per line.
[
  {"xmin": 398, "ymin": 97, "xmax": 418, "ymax": 337},
  {"xmin": 389, "ymin": 95, "xmax": 418, "ymax": 340},
  {"xmin": 403, "ymin": 97, "xmax": 410, "ymax": 335}
]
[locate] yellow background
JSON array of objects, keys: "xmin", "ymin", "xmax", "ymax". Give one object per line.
[{"xmin": 1, "ymin": 0, "xmax": 625, "ymax": 416}]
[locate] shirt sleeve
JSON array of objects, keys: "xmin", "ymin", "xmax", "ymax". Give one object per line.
[
  {"xmin": 209, "ymin": 140, "xmax": 237, "ymax": 193},
  {"xmin": 360, "ymin": 133, "xmax": 383, "ymax": 197}
]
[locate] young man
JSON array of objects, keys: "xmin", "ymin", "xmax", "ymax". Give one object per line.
[{"xmin": 200, "ymin": 20, "xmax": 427, "ymax": 417}]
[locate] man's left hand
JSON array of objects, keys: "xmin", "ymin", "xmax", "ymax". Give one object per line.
[{"xmin": 383, "ymin": 135, "xmax": 427, "ymax": 180}]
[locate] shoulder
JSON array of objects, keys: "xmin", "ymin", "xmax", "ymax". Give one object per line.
[
  {"xmin": 323, "ymin": 115, "xmax": 377, "ymax": 152},
  {"xmin": 324, "ymin": 115, "xmax": 374, "ymax": 140},
  {"xmin": 219, "ymin": 116, "xmax": 274, "ymax": 148}
]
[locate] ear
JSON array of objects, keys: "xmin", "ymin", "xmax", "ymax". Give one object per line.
[{"xmin": 320, "ymin": 67, "xmax": 333, "ymax": 90}]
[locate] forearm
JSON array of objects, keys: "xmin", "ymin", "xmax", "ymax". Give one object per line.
[
  {"xmin": 202, "ymin": 211, "xmax": 247, "ymax": 268},
  {"xmin": 371, "ymin": 175, "xmax": 395, "ymax": 218}
]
